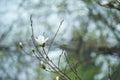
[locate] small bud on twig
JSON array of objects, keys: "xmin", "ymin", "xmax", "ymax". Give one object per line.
[
  {"xmin": 41, "ymin": 61, "xmax": 46, "ymax": 70},
  {"xmin": 56, "ymin": 76, "xmax": 59, "ymax": 80},
  {"xmin": 19, "ymin": 42, "xmax": 23, "ymax": 49},
  {"xmin": 32, "ymin": 48, "xmax": 35, "ymax": 53}
]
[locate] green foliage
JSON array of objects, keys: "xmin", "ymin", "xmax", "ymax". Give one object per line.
[
  {"xmin": 77, "ymin": 65, "xmax": 100, "ymax": 80},
  {"xmin": 71, "ymin": 28, "xmax": 83, "ymax": 41},
  {"xmin": 64, "ymin": 56, "xmax": 100, "ymax": 80},
  {"xmin": 34, "ymin": 66, "xmax": 45, "ymax": 80}
]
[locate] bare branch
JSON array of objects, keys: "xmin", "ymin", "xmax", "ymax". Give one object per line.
[
  {"xmin": 64, "ymin": 52, "xmax": 82, "ymax": 80},
  {"xmin": 30, "ymin": 16, "xmax": 71, "ymax": 80},
  {"xmin": 58, "ymin": 50, "xmax": 64, "ymax": 68},
  {"xmin": 47, "ymin": 20, "xmax": 64, "ymax": 54}
]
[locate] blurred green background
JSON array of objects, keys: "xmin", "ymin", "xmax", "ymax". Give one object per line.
[{"xmin": 0, "ymin": 0, "xmax": 120, "ymax": 80}]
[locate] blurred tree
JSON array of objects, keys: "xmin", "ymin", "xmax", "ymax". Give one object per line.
[{"xmin": 0, "ymin": 0, "xmax": 120, "ymax": 80}]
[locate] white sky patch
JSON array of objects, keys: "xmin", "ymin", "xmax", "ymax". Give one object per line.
[
  {"xmin": 1, "ymin": 12, "xmax": 17, "ymax": 24},
  {"xmin": 48, "ymin": 49, "xmax": 66, "ymax": 68},
  {"xmin": 100, "ymin": 0, "xmax": 109, "ymax": 5},
  {"xmin": 94, "ymin": 54, "xmax": 119, "ymax": 80},
  {"xmin": 20, "ymin": 12, "xmax": 29, "ymax": 22},
  {"xmin": 116, "ymin": 24, "xmax": 120, "ymax": 31},
  {"xmin": 31, "ymin": 0, "xmax": 40, "ymax": 4},
  {"xmin": 18, "ymin": 72, "xmax": 26, "ymax": 80},
  {"xmin": 94, "ymin": 73, "xmax": 105, "ymax": 80},
  {"xmin": 47, "ymin": 14, "xmax": 60, "ymax": 27}
]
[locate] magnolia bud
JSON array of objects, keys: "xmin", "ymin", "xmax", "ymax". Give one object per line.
[
  {"xmin": 19, "ymin": 42, "xmax": 23, "ymax": 49},
  {"xmin": 41, "ymin": 61, "xmax": 46, "ymax": 69},
  {"xmin": 32, "ymin": 48, "xmax": 35, "ymax": 53},
  {"xmin": 56, "ymin": 76, "xmax": 59, "ymax": 80}
]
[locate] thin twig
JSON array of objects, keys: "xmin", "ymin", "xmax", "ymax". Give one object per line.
[
  {"xmin": 30, "ymin": 15, "xmax": 46, "ymax": 62},
  {"xmin": 64, "ymin": 52, "xmax": 82, "ymax": 80},
  {"xmin": 108, "ymin": 65, "xmax": 112, "ymax": 80},
  {"xmin": 30, "ymin": 16, "xmax": 71, "ymax": 80},
  {"xmin": 42, "ymin": 47, "xmax": 71, "ymax": 80},
  {"xmin": 64, "ymin": 64, "xmax": 68, "ymax": 74},
  {"xmin": 58, "ymin": 50, "xmax": 64, "ymax": 68},
  {"xmin": 32, "ymin": 51, "xmax": 41, "ymax": 61},
  {"xmin": 47, "ymin": 20, "xmax": 64, "ymax": 54}
]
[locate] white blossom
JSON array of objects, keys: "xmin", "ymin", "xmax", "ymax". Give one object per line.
[
  {"xmin": 35, "ymin": 35, "xmax": 48, "ymax": 47},
  {"xmin": 56, "ymin": 76, "xmax": 59, "ymax": 80}
]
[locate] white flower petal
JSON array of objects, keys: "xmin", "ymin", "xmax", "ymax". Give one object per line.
[
  {"xmin": 35, "ymin": 38, "xmax": 39, "ymax": 43},
  {"xmin": 38, "ymin": 35, "xmax": 45, "ymax": 41},
  {"xmin": 45, "ymin": 37, "xmax": 48, "ymax": 42},
  {"xmin": 35, "ymin": 35, "xmax": 48, "ymax": 46}
]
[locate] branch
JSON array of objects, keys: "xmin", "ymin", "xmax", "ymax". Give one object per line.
[
  {"xmin": 96, "ymin": 0, "xmax": 120, "ymax": 11},
  {"xmin": 30, "ymin": 15, "xmax": 71, "ymax": 80},
  {"xmin": 47, "ymin": 20, "xmax": 64, "ymax": 54},
  {"xmin": 60, "ymin": 41, "xmax": 120, "ymax": 56}
]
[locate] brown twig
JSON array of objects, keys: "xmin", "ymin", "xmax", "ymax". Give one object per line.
[
  {"xmin": 64, "ymin": 52, "xmax": 82, "ymax": 80},
  {"xmin": 47, "ymin": 20, "xmax": 64, "ymax": 54},
  {"xmin": 30, "ymin": 15, "xmax": 71, "ymax": 80}
]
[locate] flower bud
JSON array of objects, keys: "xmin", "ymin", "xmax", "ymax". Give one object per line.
[
  {"xmin": 41, "ymin": 61, "xmax": 46, "ymax": 69},
  {"xmin": 19, "ymin": 42, "xmax": 23, "ymax": 49},
  {"xmin": 35, "ymin": 35, "xmax": 48, "ymax": 47},
  {"xmin": 56, "ymin": 76, "xmax": 59, "ymax": 80},
  {"xmin": 32, "ymin": 48, "xmax": 35, "ymax": 53}
]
